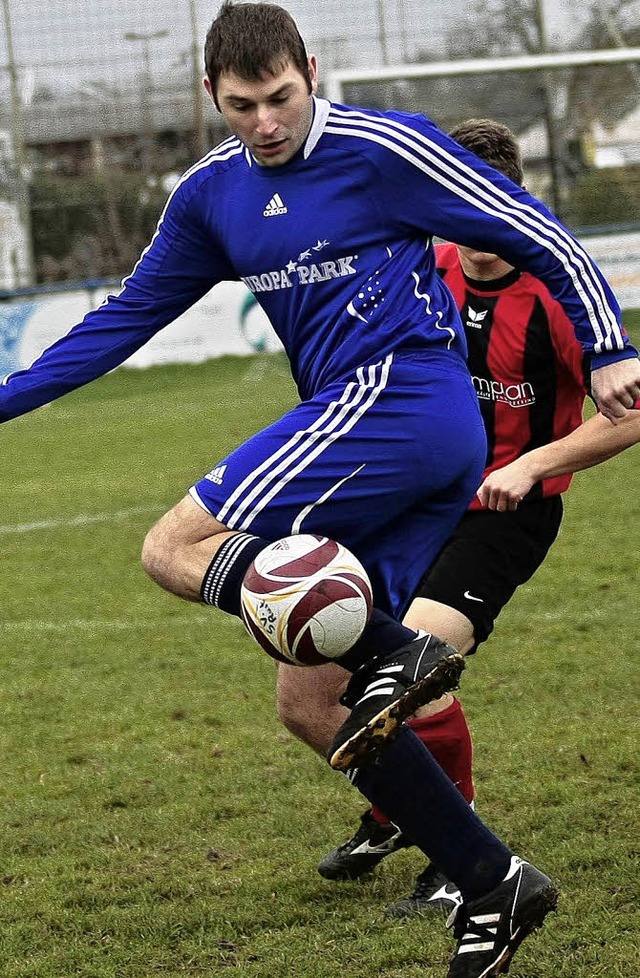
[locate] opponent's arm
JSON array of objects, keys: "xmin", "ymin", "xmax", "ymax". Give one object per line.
[{"xmin": 477, "ymin": 409, "xmax": 640, "ymax": 512}]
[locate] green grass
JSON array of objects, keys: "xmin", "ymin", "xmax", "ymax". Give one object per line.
[
  {"xmin": 1, "ymin": 340, "xmax": 639, "ymax": 978},
  {"xmin": 623, "ymin": 308, "xmax": 640, "ymax": 333}
]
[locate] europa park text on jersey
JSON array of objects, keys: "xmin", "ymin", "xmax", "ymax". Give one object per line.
[{"xmin": 240, "ymin": 254, "xmax": 358, "ymax": 293}]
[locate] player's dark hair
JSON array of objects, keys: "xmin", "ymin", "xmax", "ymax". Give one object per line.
[
  {"xmin": 449, "ymin": 118, "xmax": 524, "ymax": 186},
  {"xmin": 205, "ymin": 1, "xmax": 312, "ymax": 107}
]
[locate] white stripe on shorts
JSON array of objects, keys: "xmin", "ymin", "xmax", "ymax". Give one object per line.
[{"xmin": 216, "ymin": 355, "xmax": 393, "ymax": 532}]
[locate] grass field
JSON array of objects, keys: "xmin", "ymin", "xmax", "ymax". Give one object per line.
[{"xmin": 1, "ymin": 338, "xmax": 639, "ymax": 978}]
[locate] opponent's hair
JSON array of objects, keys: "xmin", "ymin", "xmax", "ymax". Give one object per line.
[
  {"xmin": 205, "ymin": 2, "xmax": 312, "ymax": 106},
  {"xmin": 449, "ymin": 118, "xmax": 524, "ymax": 186}
]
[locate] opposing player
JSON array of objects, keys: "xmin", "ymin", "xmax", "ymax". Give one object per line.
[
  {"xmin": 3, "ymin": 5, "xmax": 640, "ymax": 974},
  {"xmin": 276, "ymin": 117, "xmax": 640, "ymax": 914}
]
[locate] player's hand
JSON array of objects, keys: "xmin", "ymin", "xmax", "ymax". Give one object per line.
[
  {"xmin": 476, "ymin": 458, "xmax": 536, "ymax": 512},
  {"xmin": 591, "ymin": 358, "xmax": 640, "ymax": 423}
]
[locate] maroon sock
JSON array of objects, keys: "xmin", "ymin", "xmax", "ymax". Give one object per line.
[
  {"xmin": 370, "ymin": 804, "xmax": 391, "ymax": 825},
  {"xmin": 367, "ymin": 698, "xmax": 474, "ymax": 825},
  {"xmin": 407, "ymin": 698, "xmax": 475, "ymax": 803}
]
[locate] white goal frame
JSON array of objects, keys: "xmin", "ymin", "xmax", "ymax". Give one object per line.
[{"xmin": 325, "ymin": 47, "xmax": 640, "ymax": 103}]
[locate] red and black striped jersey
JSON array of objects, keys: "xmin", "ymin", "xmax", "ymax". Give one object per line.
[{"xmin": 436, "ymin": 242, "xmax": 588, "ymax": 506}]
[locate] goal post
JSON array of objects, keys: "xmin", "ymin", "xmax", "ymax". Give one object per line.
[
  {"xmin": 324, "ymin": 46, "xmax": 640, "ymax": 308},
  {"xmin": 325, "ymin": 47, "xmax": 640, "ymax": 103}
]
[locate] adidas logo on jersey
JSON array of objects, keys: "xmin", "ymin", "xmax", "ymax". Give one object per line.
[
  {"xmin": 204, "ymin": 464, "xmax": 227, "ymax": 485},
  {"xmin": 466, "ymin": 307, "xmax": 488, "ymax": 329},
  {"xmin": 263, "ymin": 193, "xmax": 288, "ymax": 217}
]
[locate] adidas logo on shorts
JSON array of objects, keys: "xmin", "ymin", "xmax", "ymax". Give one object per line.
[
  {"xmin": 205, "ymin": 464, "xmax": 227, "ymax": 485},
  {"xmin": 263, "ymin": 193, "xmax": 288, "ymax": 217}
]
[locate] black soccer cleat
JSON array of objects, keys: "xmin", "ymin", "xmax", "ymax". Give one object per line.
[
  {"xmin": 318, "ymin": 809, "xmax": 412, "ymax": 880},
  {"xmin": 327, "ymin": 632, "xmax": 465, "ymax": 771},
  {"xmin": 446, "ymin": 856, "xmax": 558, "ymax": 978},
  {"xmin": 385, "ymin": 863, "xmax": 462, "ymax": 918}
]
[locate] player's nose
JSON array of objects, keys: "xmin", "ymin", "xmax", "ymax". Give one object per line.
[{"xmin": 255, "ymin": 105, "xmax": 278, "ymax": 135}]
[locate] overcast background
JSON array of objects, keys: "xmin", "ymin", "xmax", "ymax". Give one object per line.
[
  {"xmin": 1, "ymin": 1, "xmax": 638, "ymax": 288},
  {"xmin": 1, "ymin": 0, "xmax": 591, "ymax": 102}
]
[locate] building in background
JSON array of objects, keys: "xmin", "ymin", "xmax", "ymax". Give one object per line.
[
  {"xmin": 1, "ymin": 0, "xmax": 639, "ymax": 287},
  {"xmin": 594, "ymin": 103, "xmax": 640, "ymax": 168},
  {"xmin": 0, "ymin": 129, "xmax": 31, "ymax": 290}
]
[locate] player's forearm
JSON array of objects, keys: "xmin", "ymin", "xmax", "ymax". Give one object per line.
[{"xmin": 520, "ymin": 410, "xmax": 640, "ymax": 482}]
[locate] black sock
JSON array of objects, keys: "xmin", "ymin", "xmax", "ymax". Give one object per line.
[
  {"xmin": 337, "ymin": 608, "xmax": 416, "ymax": 673},
  {"xmin": 351, "ymin": 725, "xmax": 511, "ymax": 900},
  {"xmin": 200, "ymin": 533, "xmax": 268, "ymax": 617}
]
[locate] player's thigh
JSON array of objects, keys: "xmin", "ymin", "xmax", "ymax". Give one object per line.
[
  {"xmin": 353, "ymin": 474, "xmax": 485, "ymax": 620},
  {"xmin": 415, "ymin": 497, "xmax": 563, "ymax": 650},
  {"xmin": 146, "ymin": 494, "xmax": 229, "ymax": 546},
  {"xmin": 403, "ymin": 597, "xmax": 475, "ymax": 654}
]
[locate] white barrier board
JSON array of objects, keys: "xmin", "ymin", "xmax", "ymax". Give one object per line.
[
  {"xmin": 577, "ymin": 231, "xmax": 640, "ymax": 312},
  {"xmin": 1, "ymin": 231, "xmax": 639, "ymax": 378},
  {"xmin": 0, "ymin": 281, "xmax": 280, "ymax": 379}
]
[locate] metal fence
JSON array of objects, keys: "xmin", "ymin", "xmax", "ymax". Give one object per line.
[{"xmin": 1, "ymin": 0, "xmax": 640, "ymax": 287}]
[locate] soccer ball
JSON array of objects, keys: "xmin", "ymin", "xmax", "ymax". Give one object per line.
[{"xmin": 240, "ymin": 534, "xmax": 373, "ymax": 666}]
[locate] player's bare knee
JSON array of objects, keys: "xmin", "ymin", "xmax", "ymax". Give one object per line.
[
  {"xmin": 141, "ymin": 519, "xmax": 174, "ymax": 587},
  {"xmin": 279, "ymin": 710, "xmax": 309, "ymax": 742},
  {"xmin": 277, "ymin": 701, "xmax": 330, "ymax": 755},
  {"xmin": 276, "ymin": 662, "xmax": 351, "ymax": 754}
]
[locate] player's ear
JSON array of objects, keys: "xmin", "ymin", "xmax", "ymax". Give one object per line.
[
  {"xmin": 203, "ymin": 76, "xmax": 220, "ymax": 111},
  {"xmin": 308, "ymin": 55, "xmax": 318, "ymax": 95}
]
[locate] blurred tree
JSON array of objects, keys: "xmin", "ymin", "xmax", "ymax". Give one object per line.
[
  {"xmin": 565, "ymin": 168, "xmax": 638, "ymax": 227},
  {"xmin": 410, "ymin": 0, "xmax": 640, "ymax": 218},
  {"xmin": 30, "ymin": 172, "xmax": 167, "ymax": 283},
  {"xmin": 566, "ymin": 3, "xmax": 640, "ymax": 136}
]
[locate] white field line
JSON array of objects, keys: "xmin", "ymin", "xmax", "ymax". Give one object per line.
[
  {"xmin": 1, "ymin": 505, "xmax": 217, "ymax": 634},
  {"xmin": 0, "ymin": 505, "xmax": 163, "ymax": 536}
]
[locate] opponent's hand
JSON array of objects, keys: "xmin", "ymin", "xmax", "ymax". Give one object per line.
[
  {"xmin": 591, "ymin": 358, "xmax": 640, "ymax": 423},
  {"xmin": 476, "ymin": 458, "xmax": 536, "ymax": 512}
]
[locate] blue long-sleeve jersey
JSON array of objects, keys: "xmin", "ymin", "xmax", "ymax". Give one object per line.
[{"xmin": 1, "ymin": 98, "xmax": 635, "ymax": 420}]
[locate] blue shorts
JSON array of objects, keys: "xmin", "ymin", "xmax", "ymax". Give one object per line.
[{"xmin": 190, "ymin": 351, "xmax": 486, "ymax": 619}]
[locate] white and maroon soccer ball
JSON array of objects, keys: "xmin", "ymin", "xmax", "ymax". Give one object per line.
[{"xmin": 240, "ymin": 534, "xmax": 373, "ymax": 666}]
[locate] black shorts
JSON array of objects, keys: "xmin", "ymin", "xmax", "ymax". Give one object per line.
[{"xmin": 415, "ymin": 496, "xmax": 563, "ymax": 651}]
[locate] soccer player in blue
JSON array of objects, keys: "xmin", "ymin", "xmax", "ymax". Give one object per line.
[{"xmin": 2, "ymin": 4, "xmax": 640, "ymax": 975}]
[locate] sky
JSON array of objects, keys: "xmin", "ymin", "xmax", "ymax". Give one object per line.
[{"xmin": 0, "ymin": 0, "xmax": 592, "ymax": 100}]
